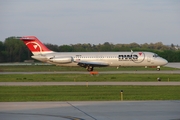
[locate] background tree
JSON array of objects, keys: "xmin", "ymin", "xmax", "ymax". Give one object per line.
[
  {"xmin": 2, "ymin": 37, "xmax": 30, "ymax": 62},
  {"xmin": 0, "ymin": 41, "xmax": 6, "ymax": 62},
  {"xmin": 59, "ymin": 45, "xmax": 73, "ymax": 52}
]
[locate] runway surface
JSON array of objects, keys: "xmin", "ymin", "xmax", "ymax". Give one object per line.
[
  {"xmin": 0, "ymin": 101, "xmax": 180, "ymax": 120},
  {"xmin": 1, "ymin": 63, "xmax": 180, "ymax": 120},
  {"xmin": 165, "ymin": 62, "xmax": 180, "ymax": 69},
  {"xmin": 0, "ymin": 82, "xmax": 180, "ymax": 86},
  {"xmin": 1, "ymin": 70, "xmax": 180, "ymax": 74}
]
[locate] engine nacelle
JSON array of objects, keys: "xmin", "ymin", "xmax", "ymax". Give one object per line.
[{"xmin": 49, "ymin": 56, "xmax": 73, "ymax": 63}]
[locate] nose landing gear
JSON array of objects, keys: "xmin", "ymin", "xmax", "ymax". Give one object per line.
[{"xmin": 157, "ymin": 66, "xmax": 160, "ymax": 71}]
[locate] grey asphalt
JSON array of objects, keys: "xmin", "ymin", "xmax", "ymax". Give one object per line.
[
  {"xmin": 0, "ymin": 82, "xmax": 180, "ymax": 86},
  {"xmin": 1, "ymin": 63, "xmax": 180, "ymax": 120},
  {"xmin": 0, "ymin": 62, "xmax": 180, "ymax": 74},
  {"xmin": 0, "ymin": 101, "xmax": 180, "ymax": 120},
  {"xmin": 1, "ymin": 70, "xmax": 180, "ymax": 74},
  {"xmin": 165, "ymin": 62, "xmax": 180, "ymax": 69}
]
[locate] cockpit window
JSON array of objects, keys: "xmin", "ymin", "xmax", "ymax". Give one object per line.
[{"xmin": 153, "ymin": 54, "xmax": 159, "ymax": 58}]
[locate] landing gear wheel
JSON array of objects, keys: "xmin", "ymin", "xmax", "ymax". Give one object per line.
[
  {"xmin": 157, "ymin": 66, "xmax": 160, "ymax": 71},
  {"xmin": 86, "ymin": 66, "xmax": 94, "ymax": 71},
  {"xmin": 157, "ymin": 68, "xmax": 160, "ymax": 71}
]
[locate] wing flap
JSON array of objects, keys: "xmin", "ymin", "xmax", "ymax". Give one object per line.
[{"xmin": 77, "ymin": 61, "xmax": 109, "ymax": 67}]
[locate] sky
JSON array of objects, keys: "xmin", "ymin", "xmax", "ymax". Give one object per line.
[{"xmin": 0, "ymin": 0, "xmax": 180, "ymax": 45}]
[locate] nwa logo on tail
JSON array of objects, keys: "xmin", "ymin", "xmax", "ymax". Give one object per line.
[
  {"xmin": 26, "ymin": 42, "xmax": 42, "ymax": 52},
  {"xmin": 118, "ymin": 52, "xmax": 145, "ymax": 63}
]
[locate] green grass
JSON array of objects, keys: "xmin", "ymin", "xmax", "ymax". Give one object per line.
[
  {"xmin": 0, "ymin": 65, "xmax": 178, "ymax": 72},
  {"xmin": 0, "ymin": 65, "xmax": 179, "ymax": 102},
  {"xmin": 0, "ymin": 74, "xmax": 180, "ymax": 82},
  {"xmin": 0, "ymin": 86, "xmax": 179, "ymax": 101}
]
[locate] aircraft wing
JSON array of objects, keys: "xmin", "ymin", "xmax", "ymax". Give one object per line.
[{"xmin": 77, "ymin": 61, "xmax": 109, "ymax": 67}]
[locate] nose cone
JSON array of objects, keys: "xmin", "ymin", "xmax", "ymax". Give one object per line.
[
  {"xmin": 161, "ymin": 58, "xmax": 168, "ymax": 66},
  {"xmin": 154, "ymin": 57, "xmax": 168, "ymax": 66}
]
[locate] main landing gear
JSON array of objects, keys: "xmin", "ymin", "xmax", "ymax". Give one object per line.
[
  {"xmin": 77, "ymin": 63, "xmax": 94, "ymax": 71},
  {"xmin": 86, "ymin": 65, "xmax": 94, "ymax": 71}
]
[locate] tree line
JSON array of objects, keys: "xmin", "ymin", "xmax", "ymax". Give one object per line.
[{"xmin": 0, "ymin": 36, "xmax": 180, "ymax": 62}]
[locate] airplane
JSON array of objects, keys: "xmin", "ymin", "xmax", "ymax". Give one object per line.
[{"xmin": 20, "ymin": 36, "xmax": 168, "ymax": 71}]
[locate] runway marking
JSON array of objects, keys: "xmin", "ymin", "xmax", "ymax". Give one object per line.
[
  {"xmin": 67, "ymin": 102, "xmax": 97, "ymax": 120},
  {"xmin": 0, "ymin": 112, "xmax": 85, "ymax": 120}
]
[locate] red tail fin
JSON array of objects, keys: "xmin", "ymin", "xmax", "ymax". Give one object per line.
[{"xmin": 20, "ymin": 36, "xmax": 53, "ymax": 55}]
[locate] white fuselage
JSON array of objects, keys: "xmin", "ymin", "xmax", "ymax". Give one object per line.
[{"xmin": 32, "ymin": 51, "xmax": 168, "ymax": 67}]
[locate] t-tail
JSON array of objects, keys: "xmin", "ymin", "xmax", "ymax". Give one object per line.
[{"xmin": 20, "ymin": 36, "xmax": 54, "ymax": 55}]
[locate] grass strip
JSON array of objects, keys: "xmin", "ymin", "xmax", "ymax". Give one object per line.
[
  {"xmin": 0, "ymin": 74, "xmax": 180, "ymax": 82},
  {"xmin": 0, "ymin": 86, "xmax": 180, "ymax": 101}
]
